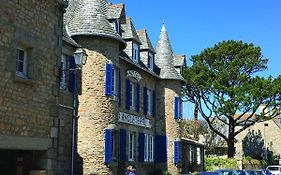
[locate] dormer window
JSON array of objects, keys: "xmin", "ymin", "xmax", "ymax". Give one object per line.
[
  {"xmin": 147, "ymin": 52, "xmax": 154, "ymax": 71},
  {"xmin": 109, "ymin": 19, "xmax": 121, "ymax": 36},
  {"xmin": 132, "ymin": 42, "xmax": 139, "ymax": 63},
  {"xmin": 114, "ymin": 19, "xmax": 121, "ymax": 35}
]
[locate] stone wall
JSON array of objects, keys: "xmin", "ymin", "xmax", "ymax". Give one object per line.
[
  {"xmin": 0, "ymin": 0, "xmax": 64, "ymax": 173},
  {"xmin": 0, "ymin": 0, "xmax": 62, "ymax": 138},
  {"xmin": 157, "ymin": 80, "xmax": 182, "ymax": 174},
  {"xmin": 75, "ymin": 36, "xmax": 120, "ymax": 175},
  {"xmin": 235, "ymin": 119, "xmax": 281, "ymax": 161}
]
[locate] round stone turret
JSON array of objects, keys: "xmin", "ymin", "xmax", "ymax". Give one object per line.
[{"xmin": 65, "ymin": 0, "xmax": 126, "ymax": 49}]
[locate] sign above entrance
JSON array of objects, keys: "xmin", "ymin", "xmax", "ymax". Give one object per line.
[
  {"xmin": 118, "ymin": 112, "xmax": 151, "ymax": 128},
  {"xmin": 127, "ymin": 70, "xmax": 142, "ymax": 82}
]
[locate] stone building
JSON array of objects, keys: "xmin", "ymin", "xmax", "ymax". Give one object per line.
[
  {"xmin": 235, "ymin": 116, "xmax": 281, "ymax": 165},
  {"xmin": 0, "ymin": 0, "xmax": 204, "ymax": 174},
  {"xmin": 0, "ymin": 0, "xmax": 66, "ymax": 174},
  {"xmin": 64, "ymin": 0, "xmax": 204, "ymax": 174}
]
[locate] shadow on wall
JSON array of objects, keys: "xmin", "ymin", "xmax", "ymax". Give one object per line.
[
  {"xmin": 76, "ymin": 153, "xmax": 83, "ymax": 175},
  {"xmin": 242, "ymin": 130, "xmax": 265, "ymax": 160},
  {"xmin": 242, "ymin": 130, "xmax": 280, "ymax": 165}
]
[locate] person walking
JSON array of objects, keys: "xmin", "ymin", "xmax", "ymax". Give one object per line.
[{"xmin": 124, "ymin": 164, "xmax": 136, "ymax": 175}]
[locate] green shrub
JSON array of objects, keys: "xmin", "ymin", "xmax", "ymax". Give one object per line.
[
  {"xmin": 163, "ymin": 171, "xmax": 171, "ymax": 175},
  {"xmin": 205, "ymin": 157, "xmax": 238, "ymax": 171}
]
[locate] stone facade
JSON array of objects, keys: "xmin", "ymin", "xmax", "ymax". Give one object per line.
[
  {"xmin": 0, "ymin": 0, "xmax": 203, "ymax": 175},
  {"xmin": 0, "ymin": 0, "xmax": 65, "ymax": 174},
  {"xmin": 62, "ymin": 0, "xmax": 202, "ymax": 174},
  {"xmin": 235, "ymin": 118, "xmax": 281, "ymax": 164}
]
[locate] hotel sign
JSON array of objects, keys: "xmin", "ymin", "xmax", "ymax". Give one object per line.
[
  {"xmin": 127, "ymin": 70, "xmax": 142, "ymax": 82},
  {"xmin": 118, "ymin": 112, "xmax": 151, "ymax": 128}
]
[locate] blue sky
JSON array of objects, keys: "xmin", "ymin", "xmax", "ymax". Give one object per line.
[{"xmin": 111, "ymin": 0, "xmax": 281, "ymax": 118}]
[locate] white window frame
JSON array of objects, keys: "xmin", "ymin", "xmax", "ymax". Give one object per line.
[
  {"xmin": 197, "ymin": 147, "xmax": 201, "ymax": 164},
  {"xmin": 132, "ymin": 42, "xmax": 139, "ymax": 63},
  {"xmin": 114, "ymin": 19, "xmax": 120, "ymax": 34},
  {"xmin": 128, "ymin": 132, "xmax": 135, "ymax": 161},
  {"xmin": 147, "ymin": 89, "xmax": 153, "ymax": 116},
  {"xmin": 60, "ymin": 54, "xmax": 67, "ymax": 90},
  {"xmin": 112, "ymin": 67, "xmax": 118, "ymax": 96},
  {"xmin": 129, "ymin": 81, "xmax": 137, "ymax": 111},
  {"xmin": 179, "ymin": 98, "xmax": 183, "ymax": 118},
  {"xmin": 144, "ymin": 134, "xmax": 154, "ymax": 162},
  {"xmin": 16, "ymin": 47, "xmax": 28, "ymax": 78},
  {"xmin": 147, "ymin": 52, "xmax": 154, "ymax": 71}
]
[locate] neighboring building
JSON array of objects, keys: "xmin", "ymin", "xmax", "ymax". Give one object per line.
[
  {"xmin": 0, "ymin": 0, "xmax": 66, "ymax": 174},
  {"xmin": 235, "ymin": 116, "xmax": 281, "ymax": 164}
]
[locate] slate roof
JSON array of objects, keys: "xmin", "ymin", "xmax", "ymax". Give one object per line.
[
  {"xmin": 63, "ymin": 25, "xmax": 80, "ymax": 47},
  {"xmin": 137, "ymin": 29, "xmax": 155, "ymax": 53},
  {"xmin": 121, "ymin": 18, "xmax": 141, "ymax": 44},
  {"xmin": 119, "ymin": 51, "xmax": 160, "ymax": 77},
  {"xmin": 174, "ymin": 54, "xmax": 186, "ymax": 67},
  {"xmin": 64, "ymin": 0, "xmax": 126, "ymax": 49},
  {"xmin": 106, "ymin": 3, "xmax": 125, "ymax": 19},
  {"xmin": 155, "ymin": 24, "xmax": 185, "ymax": 81}
]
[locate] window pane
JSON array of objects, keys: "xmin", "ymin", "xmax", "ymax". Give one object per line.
[
  {"xmin": 17, "ymin": 62, "xmax": 24, "ymax": 72},
  {"xmin": 18, "ymin": 49, "xmax": 25, "ymax": 61},
  {"xmin": 112, "ymin": 68, "xmax": 115, "ymax": 92}
]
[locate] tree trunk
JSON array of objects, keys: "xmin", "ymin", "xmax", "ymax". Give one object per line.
[
  {"xmin": 228, "ymin": 119, "xmax": 236, "ymax": 158},
  {"xmin": 194, "ymin": 102, "xmax": 198, "ymax": 121}
]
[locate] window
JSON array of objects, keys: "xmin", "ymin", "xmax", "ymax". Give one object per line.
[
  {"xmin": 174, "ymin": 96, "xmax": 182, "ymax": 119},
  {"xmin": 197, "ymin": 147, "xmax": 201, "ymax": 164},
  {"xmin": 129, "ymin": 81, "xmax": 137, "ymax": 111},
  {"xmin": 147, "ymin": 52, "xmax": 154, "ymax": 71},
  {"xmin": 60, "ymin": 55, "xmax": 67, "ymax": 90},
  {"xmin": 16, "ymin": 48, "xmax": 27, "ymax": 78},
  {"xmin": 147, "ymin": 89, "xmax": 153, "ymax": 116},
  {"xmin": 144, "ymin": 134, "xmax": 154, "ymax": 162},
  {"xmin": 132, "ymin": 42, "xmax": 139, "ymax": 63},
  {"xmin": 114, "ymin": 19, "xmax": 121, "ymax": 35},
  {"xmin": 112, "ymin": 67, "xmax": 118, "ymax": 95},
  {"xmin": 128, "ymin": 132, "xmax": 135, "ymax": 161},
  {"xmin": 105, "ymin": 64, "xmax": 119, "ymax": 97}
]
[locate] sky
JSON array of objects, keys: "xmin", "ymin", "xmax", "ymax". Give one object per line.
[{"xmin": 110, "ymin": 0, "xmax": 281, "ymax": 118}]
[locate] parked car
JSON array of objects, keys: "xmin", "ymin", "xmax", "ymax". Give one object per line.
[
  {"xmin": 214, "ymin": 169, "xmax": 238, "ymax": 175},
  {"xmin": 196, "ymin": 171, "xmax": 223, "ymax": 175},
  {"xmin": 236, "ymin": 170, "xmax": 247, "ymax": 175},
  {"xmin": 245, "ymin": 169, "xmax": 258, "ymax": 175},
  {"xmin": 266, "ymin": 165, "xmax": 281, "ymax": 175},
  {"xmin": 262, "ymin": 169, "xmax": 272, "ymax": 175}
]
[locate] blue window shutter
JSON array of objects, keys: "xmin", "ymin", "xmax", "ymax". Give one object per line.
[
  {"xmin": 119, "ymin": 129, "xmax": 126, "ymax": 161},
  {"xmin": 136, "ymin": 83, "xmax": 140, "ymax": 112},
  {"xmin": 143, "ymin": 87, "xmax": 148, "ymax": 115},
  {"xmin": 118, "ymin": 70, "xmax": 121, "ymax": 107},
  {"xmin": 138, "ymin": 133, "xmax": 145, "ymax": 162},
  {"xmin": 154, "ymin": 135, "xmax": 167, "ymax": 163},
  {"xmin": 174, "ymin": 140, "xmax": 180, "ymax": 164},
  {"xmin": 105, "ymin": 64, "xmax": 112, "ymax": 95},
  {"xmin": 104, "ymin": 129, "xmax": 112, "ymax": 163},
  {"xmin": 126, "ymin": 79, "xmax": 130, "ymax": 110},
  {"xmin": 152, "ymin": 90, "xmax": 156, "ymax": 117},
  {"xmin": 174, "ymin": 96, "xmax": 179, "ymax": 119},
  {"xmin": 68, "ymin": 56, "xmax": 75, "ymax": 93}
]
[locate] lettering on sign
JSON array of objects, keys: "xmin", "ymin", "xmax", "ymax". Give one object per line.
[
  {"xmin": 118, "ymin": 112, "xmax": 151, "ymax": 128},
  {"xmin": 127, "ymin": 70, "xmax": 142, "ymax": 82}
]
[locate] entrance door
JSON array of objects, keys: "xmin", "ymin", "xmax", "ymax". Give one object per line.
[{"xmin": 0, "ymin": 150, "xmax": 32, "ymax": 175}]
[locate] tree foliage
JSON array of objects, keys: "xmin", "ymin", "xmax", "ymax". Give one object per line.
[{"xmin": 183, "ymin": 40, "xmax": 281, "ymax": 158}]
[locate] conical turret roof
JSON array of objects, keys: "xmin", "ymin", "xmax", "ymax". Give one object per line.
[
  {"xmin": 155, "ymin": 24, "xmax": 185, "ymax": 81},
  {"xmin": 65, "ymin": 0, "xmax": 126, "ymax": 48}
]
